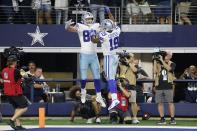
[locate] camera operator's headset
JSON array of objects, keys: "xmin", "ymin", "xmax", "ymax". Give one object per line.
[{"xmin": 7, "ymin": 55, "xmax": 28, "ymax": 77}]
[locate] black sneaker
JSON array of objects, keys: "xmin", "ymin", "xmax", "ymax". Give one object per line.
[
  {"xmin": 7, "ymin": 119, "xmax": 19, "ymax": 130},
  {"xmin": 16, "ymin": 125, "xmax": 26, "ymax": 130},
  {"xmin": 157, "ymin": 118, "xmax": 166, "ymax": 125},
  {"xmin": 169, "ymin": 119, "xmax": 176, "ymax": 125}
]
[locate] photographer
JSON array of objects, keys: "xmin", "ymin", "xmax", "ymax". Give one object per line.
[
  {"xmin": 180, "ymin": 65, "xmax": 197, "ymax": 103},
  {"xmin": 69, "ymin": 86, "xmax": 102, "ymax": 124},
  {"xmin": 153, "ymin": 51, "xmax": 176, "ymax": 125},
  {"xmin": 118, "ymin": 53, "xmax": 140, "ymax": 124},
  {"xmin": 109, "ymin": 78, "xmax": 132, "ymax": 124},
  {"xmin": 2, "ymin": 55, "xmax": 28, "ymax": 130}
]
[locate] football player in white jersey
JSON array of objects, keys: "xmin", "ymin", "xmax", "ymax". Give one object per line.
[
  {"xmin": 65, "ymin": 12, "xmax": 106, "ymax": 108},
  {"xmin": 99, "ymin": 19, "xmax": 121, "ymax": 110}
]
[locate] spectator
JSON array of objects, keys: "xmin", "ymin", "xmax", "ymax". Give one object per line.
[
  {"xmin": 38, "ymin": 0, "xmax": 52, "ymax": 24},
  {"xmin": 26, "ymin": 61, "xmax": 45, "ymax": 79},
  {"xmin": 153, "ymin": 51, "xmax": 176, "ymax": 124},
  {"xmin": 24, "ymin": 62, "xmax": 47, "ymax": 102},
  {"xmin": 90, "ymin": 0, "xmax": 106, "ymax": 23},
  {"xmin": 33, "ymin": 68, "xmax": 49, "ymax": 102},
  {"xmin": 69, "ymin": 0, "xmax": 89, "ymax": 7},
  {"xmin": 154, "ymin": 0, "xmax": 172, "ymax": 24},
  {"xmin": 55, "ymin": 0, "xmax": 69, "ymax": 24},
  {"xmin": 180, "ymin": 65, "xmax": 197, "ymax": 103},
  {"xmin": 109, "ymin": 78, "xmax": 132, "ymax": 124},
  {"xmin": 23, "ymin": 61, "xmax": 37, "ymax": 100},
  {"xmin": 107, "ymin": 0, "xmax": 122, "ymax": 7},
  {"xmin": 126, "ymin": 0, "xmax": 152, "ymax": 24},
  {"xmin": 18, "ymin": 0, "xmax": 34, "ymax": 24},
  {"xmin": 0, "ymin": 0, "xmax": 15, "ymax": 24},
  {"xmin": 177, "ymin": 0, "xmax": 192, "ymax": 25},
  {"xmin": 118, "ymin": 53, "xmax": 140, "ymax": 124},
  {"xmin": 26, "ymin": 61, "xmax": 36, "ymax": 76},
  {"xmin": 69, "ymin": 86, "xmax": 102, "ymax": 124},
  {"xmin": 190, "ymin": 0, "xmax": 197, "ymax": 24}
]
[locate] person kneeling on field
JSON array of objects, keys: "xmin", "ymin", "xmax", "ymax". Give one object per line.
[
  {"xmin": 109, "ymin": 78, "xmax": 132, "ymax": 124},
  {"xmin": 69, "ymin": 86, "xmax": 103, "ymax": 124}
]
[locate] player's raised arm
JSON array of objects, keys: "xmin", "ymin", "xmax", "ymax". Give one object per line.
[
  {"xmin": 65, "ymin": 19, "xmax": 78, "ymax": 32},
  {"xmin": 104, "ymin": 6, "xmax": 115, "ymax": 23}
]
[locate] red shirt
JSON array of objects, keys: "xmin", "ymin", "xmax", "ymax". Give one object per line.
[
  {"xmin": 116, "ymin": 91, "xmax": 129, "ymax": 112},
  {"xmin": 2, "ymin": 67, "xmax": 23, "ymax": 96}
]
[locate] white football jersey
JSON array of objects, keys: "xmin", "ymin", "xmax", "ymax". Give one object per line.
[
  {"xmin": 76, "ymin": 23, "xmax": 100, "ymax": 54},
  {"xmin": 99, "ymin": 26, "xmax": 121, "ymax": 55}
]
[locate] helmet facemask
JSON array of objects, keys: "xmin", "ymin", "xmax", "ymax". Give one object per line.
[
  {"xmin": 85, "ymin": 18, "xmax": 94, "ymax": 25},
  {"xmin": 82, "ymin": 12, "xmax": 94, "ymax": 25}
]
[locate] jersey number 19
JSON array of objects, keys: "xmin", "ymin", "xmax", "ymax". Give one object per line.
[{"xmin": 109, "ymin": 37, "xmax": 119, "ymax": 51}]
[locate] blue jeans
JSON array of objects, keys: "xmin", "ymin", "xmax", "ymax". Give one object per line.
[
  {"xmin": 56, "ymin": 9, "xmax": 68, "ymax": 24},
  {"xmin": 90, "ymin": 4, "xmax": 105, "ymax": 23},
  {"xmin": 40, "ymin": 4, "xmax": 51, "ymax": 12}
]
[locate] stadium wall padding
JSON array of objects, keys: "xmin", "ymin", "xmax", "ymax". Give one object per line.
[
  {"xmin": 1, "ymin": 103, "xmax": 197, "ymax": 117},
  {"xmin": 0, "ymin": 25, "xmax": 196, "ymax": 47}
]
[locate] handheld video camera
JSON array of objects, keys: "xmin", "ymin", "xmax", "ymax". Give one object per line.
[
  {"xmin": 3, "ymin": 46, "xmax": 24, "ymax": 61},
  {"xmin": 118, "ymin": 50, "xmax": 131, "ymax": 66},
  {"xmin": 152, "ymin": 49, "xmax": 167, "ymax": 62}
]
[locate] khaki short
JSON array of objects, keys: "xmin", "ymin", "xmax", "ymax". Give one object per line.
[
  {"xmin": 128, "ymin": 90, "xmax": 136, "ymax": 103},
  {"xmin": 155, "ymin": 89, "xmax": 174, "ymax": 103}
]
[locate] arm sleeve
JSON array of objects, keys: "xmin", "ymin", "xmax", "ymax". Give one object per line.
[{"xmin": 14, "ymin": 69, "xmax": 22, "ymax": 82}]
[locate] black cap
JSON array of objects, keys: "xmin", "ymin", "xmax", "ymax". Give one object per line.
[{"xmin": 7, "ymin": 55, "xmax": 17, "ymax": 62}]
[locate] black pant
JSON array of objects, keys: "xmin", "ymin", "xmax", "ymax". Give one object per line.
[{"xmin": 19, "ymin": 1, "xmax": 35, "ymax": 24}]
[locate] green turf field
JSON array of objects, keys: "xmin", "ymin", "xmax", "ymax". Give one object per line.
[{"xmin": 0, "ymin": 118, "xmax": 197, "ymax": 126}]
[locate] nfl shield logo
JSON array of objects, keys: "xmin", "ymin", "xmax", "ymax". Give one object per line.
[{"xmin": 4, "ymin": 72, "xmax": 8, "ymax": 79}]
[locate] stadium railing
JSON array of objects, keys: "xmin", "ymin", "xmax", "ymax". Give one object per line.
[
  {"xmin": 1, "ymin": 5, "xmax": 197, "ymax": 25},
  {"xmin": 121, "ymin": 5, "xmax": 172, "ymax": 24},
  {"xmin": 0, "ymin": 6, "xmax": 120, "ymax": 24}
]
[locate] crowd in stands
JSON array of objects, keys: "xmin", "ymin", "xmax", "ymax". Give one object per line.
[{"xmin": 0, "ymin": 0, "xmax": 197, "ymax": 24}]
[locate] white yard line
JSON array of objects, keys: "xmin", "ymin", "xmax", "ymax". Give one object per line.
[{"xmin": 1, "ymin": 125, "xmax": 197, "ymax": 131}]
